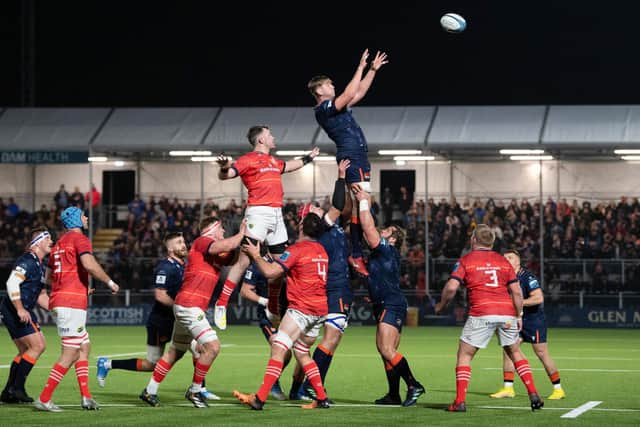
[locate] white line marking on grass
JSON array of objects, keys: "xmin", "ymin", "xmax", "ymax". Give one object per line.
[
  {"xmin": 95, "ymin": 344, "xmax": 237, "ymax": 359},
  {"xmin": 560, "ymin": 401, "xmax": 602, "ymax": 418},
  {"xmin": 481, "ymin": 367, "xmax": 640, "ymax": 373},
  {"xmin": 478, "ymin": 405, "xmax": 569, "ymax": 411}
]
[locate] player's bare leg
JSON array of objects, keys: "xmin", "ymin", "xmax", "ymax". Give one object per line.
[
  {"xmin": 215, "ymin": 250, "xmax": 251, "ymax": 329},
  {"xmin": 532, "ymin": 342, "xmax": 565, "ymax": 399}
]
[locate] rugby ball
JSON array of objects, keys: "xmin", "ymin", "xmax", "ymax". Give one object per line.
[{"xmin": 440, "ymin": 13, "xmax": 466, "ymax": 33}]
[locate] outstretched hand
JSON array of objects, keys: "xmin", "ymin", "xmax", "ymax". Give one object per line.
[
  {"xmin": 309, "ymin": 147, "xmax": 320, "ymax": 159},
  {"xmin": 216, "ymin": 153, "xmax": 231, "ymax": 169},
  {"xmin": 338, "ymin": 159, "xmax": 351, "ymax": 179},
  {"xmin": 371, "ymin": 51, "xmax": 389, "ymax": 71},
  {"xmin": 352, "ymin": 183, "xmax": 371, "ymax": 202},
  {"xmin": 359, "ymin": 49, "xmax": 370, "ymax": 68},
  {"xmin": 241, "ymin": 239, "xmax": 261, "ymax": 259}
]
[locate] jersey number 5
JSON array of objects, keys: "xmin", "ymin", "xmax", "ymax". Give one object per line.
[
  {"xmin": 317, "ymin": 262, "xmax": 327, "ymax": 281},
  {"xmin": 483, "ymin": 270, "xmax": 498, "ymax": 287},
  {"xmin": 53, "ymin": 253, "xmax": 62, "ymax": 274}
]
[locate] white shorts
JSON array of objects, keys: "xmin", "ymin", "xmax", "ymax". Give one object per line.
[
  {"xmin": 460, "ymin": 315, "xmax": 519, "ymax": 349},
  {"xmin": 244, "ymin": 206, "xmax": 288, "ymax": 247},
  {"xmin": 171, "ymin": 305, "xmax": 218, "ymax": 352},
  {"xmin": 51, "ymin": 306, "xmax": 88, "ymax": 338},
  {"xmin": 286, "ymin": 308, "xmax": 325, "ymax": 339}
]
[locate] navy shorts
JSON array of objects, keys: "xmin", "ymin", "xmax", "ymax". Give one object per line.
[
  {"xmin": 146, "ymin": 315, "xmax": 174, "ymax": 347},
  {"xmin": 373, "ymin": 304, "xmax": 407, "ymax": 333},
  {"xmin": 1, "ymin": 304, "xmax": 40, "ymax": 340},
  {"xmin": 520, "ymin": 315, "xmax": 547, "ymax": 344},
  {"xmin": 258, "ymin": 316, "xmax": 277, "ymax": 343},
  {"xmin": 327, "ymin": 289, "xmax": 353, "ymax": 316},
  {"xmin": 338, "ymin": 155, "xmax": 371, "ymax": 185}
]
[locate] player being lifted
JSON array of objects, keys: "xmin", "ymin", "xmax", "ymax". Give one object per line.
[
  {"xmin": 96, "ymin": 232, "xmax": 220, "ymax": 400},
  {"xmin": 436, "ymin": 224, "xmax": 544, "ymax": 412},
  {"xmin": 35, "ymin": 207, "xmax": 120, "ymax": 412},
  {"xmin": 353, "ymin": 186, "xmax": 426, "ymax": 407},
  {"xmin": 308, "ymin": 49, "xmax": 388, "ymax": 277},
  {"xmin": 0, "ymin": 227, "xmax": 52, "ymax": 404},
  {"xmin": 215, "ymin": 125, "xmax": 319, "ymax": 330},
  {"xmin": 234, "ymin": 213, "xmax": 330, "ymax": 410},
  {"xmin": 299, "ymin": 159, "xmax": 353, "ymax": 400},
  {"xmin": 490, "ymin": 249, "xmax": 565, "ymax": 400},
  {"xmin": 139, "ymin": 217, "xmax": 245, "ymax": 408}
]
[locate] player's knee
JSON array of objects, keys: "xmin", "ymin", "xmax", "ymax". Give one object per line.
[
  {"xmin": 32, "ymin": 341, "xmax": 46, "ymax": 357},
  {"xmin": 197, "ymin": 331, "xmax": 219, "ymax": 352},
  {"xmin": 292, "ymin": 339, "xmax": 311, "ymax": 356},
  {"xmin": 147, "ymin": 345, "xmax": 163, "ymax": 364},
  {"xmin": 271, "ymin": 331, "xmax": 293, "ymax": 354}
]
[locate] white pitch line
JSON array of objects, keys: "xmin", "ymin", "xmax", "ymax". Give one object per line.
[
  {"xmin": 560, "ymin": 401, "xmax": 603, "ymax": 418},
  {"xmin": 481, "ymin": 367, "xmax": 640, "ymax": 373},
  {"xmin": 95, "ymin": 344, "xmax": 237, "ymax": 359}
]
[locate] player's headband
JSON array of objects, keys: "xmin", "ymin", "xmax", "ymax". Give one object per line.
[
  {"xmin": 30, "ymin": 231, "xmax": 50, "ymax": 248},
  {"xmin": 201, "ymin": 221, "xmax": 221, "ymax": 238}
]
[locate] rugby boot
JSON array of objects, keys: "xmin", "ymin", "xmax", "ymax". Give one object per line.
[{"xmin": 490, "ymin": 386, "xmax": 515, "ymax": 398}]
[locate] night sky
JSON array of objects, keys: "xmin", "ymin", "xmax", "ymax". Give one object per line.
[{"xmin": 2, "ymin": 1, "xmax": 640, "ymax": 107}]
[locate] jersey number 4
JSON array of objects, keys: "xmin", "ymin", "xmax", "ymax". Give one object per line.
[
  {"xmin": 483, "ymin": 270, "xmax": 498, "ymax": 287},
  {"xmin": 317, "ymin": 262, "xmax": 327, "ymax": 281}
]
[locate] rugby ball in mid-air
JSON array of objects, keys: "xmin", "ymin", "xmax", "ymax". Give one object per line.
[{"xmin": 440, "ymin": 13, "xmax": 466, "ymax": 33}]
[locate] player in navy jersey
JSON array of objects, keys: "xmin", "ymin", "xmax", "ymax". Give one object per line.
[
  {"xmin": 240, "ymin": 260, "xmax": 291, "ymax": 401},
  {"xmin": 490, "ymin": 250, "xmax": 565, "ymax": 400},
  {"xmin": 308, "ymin": 49, "xmax": 389, "ymax": 278},
  {"xmin": 0, "ymin": 227, "xmax": 52, "ymax": 403},
  {"xmin": 300, "ymin": 160, "xmax": 353, "ymax": 400},
  {"xmin": 353, "ymin": 186, "xmax": 425, "ymax": 407},
  {"xmin": 96, "ymin": 232, "xmax": 220, "ymax": 400}
]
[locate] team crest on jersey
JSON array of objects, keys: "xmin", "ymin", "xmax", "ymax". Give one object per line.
[
  {"xmin": 248, "ymin": 223, "xmax": 254, "ymax": 229},
  {"xmin": 77, "ymin": 326, "xmax": 84, "ymax": 333},
  {"xmin": 197, "ymin": 313, "xmax": 204, "ymax": 321},
  {"xmin": 156, "ymin": 275, "xmax": 167, "ymax": 285},
  {"xmin": 279, "ymin": 251, "xmax": 290, "ymax": 261},
  {"xmin": 396, "ymin": 318, "xmax": 402, "ymax": 326}
]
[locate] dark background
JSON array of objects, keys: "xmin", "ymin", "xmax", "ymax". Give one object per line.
[{"xmin": 2, "ymin": 1, "xmax": 638, "ymax": 107}]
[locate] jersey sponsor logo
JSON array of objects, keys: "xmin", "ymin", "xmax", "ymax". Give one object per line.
[
  {"xmin": 155, "ymin": 275, "xmax": 167, "ymax": 285},
  {"xmin": 77, "ymin": 326, "xmax": 84, "ymax": 333},
  {"xmin": 529, "ymin": 279, "xmax": 539, "ymax": 288},
  {"xmin": 15, "ymin": 266, "xmax": 27, "ymax": 275},
  {"xmin": 279, "ymin": 251, "xmax": 290, "ymax": 261},
  {"xmin": 244, "ymin": 270, "xmax": 253, "ymax": 280}
]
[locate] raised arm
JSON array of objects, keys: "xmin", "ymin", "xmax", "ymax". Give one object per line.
[
  {"xmin": 217, "ymin": 153, "xmax": 238, "ymax": 180},
  {"xmin": 284, "ymin": 147, "xmax": 319, "ymax": 173},
  {"xmin": 333, "ymin": 49, "xmax": 369, "ymax": 111},
  {"xmin": 353, "ymin": 185, "xmax": 380, "ymax": 248},
  {"xmin": 348, "ymin": 51, "xmax": 388, "ymax": 107},
  {"xmin": 241, "ymin": 241, "xmax": 283, "ymax": 280},
  {"xmin": 325, "ymin": 159, "xmax": 349, "ymax": 224},
  {"xmin": 208, "ymin": 220, "xmax": 247, "ymax": 255}
]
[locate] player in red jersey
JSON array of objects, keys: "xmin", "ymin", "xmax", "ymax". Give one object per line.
[
  {"xmin": 435, "ymin": 224, "xmax": 543, "ymax": 413},
  {"xmin": 139, "ymin": 216, "xmax": 246, "ymax": 408},
  {"xmin": 35, "ymin": 207, "xmax": 120, "ymax": 412},
  {"xmin": 233, "ymin": 212, "xmax": 330, "ymax": 410},
  {"xmin": 214, "ymin": 125, "xmax": 319, "ymax": 330}
]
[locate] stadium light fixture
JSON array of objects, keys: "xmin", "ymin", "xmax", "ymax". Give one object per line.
[
  {"xmin": 378, "ymin": 149, "xmax": 422, "ymax": 155},
  {"xmin": 509, "ymin": 155, "xmax": 553, "ymax": 161},
  {"xmin": 621, "ymin": 155, "xmax": 640, "ymax": 161},
  {"xmin": 313, "ymin": 156, "xmax": 337, "ymax": 161},
  {"xmin": 88, "ymin": 156, "xmax": 108, "ymax": 162},
  {"xmin": 395, "ymin": 160, "xmax": 407, "ymax": 166},
  {"xmin": 190, "ymin": 156, "xmax": 219, "ymax": 162},
  {"xmin": 499, "ymin": 149, "xmax": 545, "ymax": 155},
  {"xmin": 169, "ymin": 150, "xmax": 212, "ymax": 156},
  {"xmin": 275, "ymin": 150, "xmax": 311, "ymax": 156},
  {"xmin": 114, "ymin": 161, "xmax": 125, "ymax": 167},
  {"xmin": 393, "ymin": 156, "xmax": 435, "ymax": 161},
  {"xmin": 614, "ymin": 149, "xmax": 640, "ymax": 155}
]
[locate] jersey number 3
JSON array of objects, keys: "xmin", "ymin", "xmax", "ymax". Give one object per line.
[{"xmin": 483, "ymin": 270, "xmax": 498, "ymax": 287}]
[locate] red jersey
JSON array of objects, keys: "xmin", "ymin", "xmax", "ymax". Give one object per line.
[
  {"xmin": 450, "ymin": 249, "xmax": 518, "ymax": 317},
  {"xmin": 174, "ymin": 236, "xmax": 221, "ymax": 311},
  {"xmin": 48, "ymin": 231, "xmax": 92, "ymax": 310},
  {"xmin": 232, "ymin": 151, "xmax": 285, "ymax": 207},
  {"xmin": 275, "ymin": 240, "xmax": 328, "ymax": 316}
]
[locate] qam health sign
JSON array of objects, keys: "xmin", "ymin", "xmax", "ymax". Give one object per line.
[{"xmin": 0, "ymin": 151, "xmax": 89, "ymax": 164}]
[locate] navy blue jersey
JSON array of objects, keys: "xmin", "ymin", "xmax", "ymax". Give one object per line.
[
  {"xmin": 318, "ymin": 222, "xmax": 352, "ymax": 296},
  {"xmin": 149, "ymin": 257, "xmax": 185, "ymax": 318},
  {"xmin": 518, "ymin": 268, "xmax": 544, "ymax": 317},
  {"xmin": 367, "ymin": 237, "xmax": 406, "ymax": 308},
  {"xmin": 244, "ymin": 262, "xmax": 268, "ymax": 298},
  {"xmin": 5, "ymin": 252, "xmax": 46, "ymax": 311},
  {"xmin": 315, "ymin": 100, "xmax": 368, "ymax": 157}
]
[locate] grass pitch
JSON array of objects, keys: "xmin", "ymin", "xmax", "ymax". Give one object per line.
[{"xmin": 1, "ymin": 325, "xmax": 639, "ymax": 426}]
